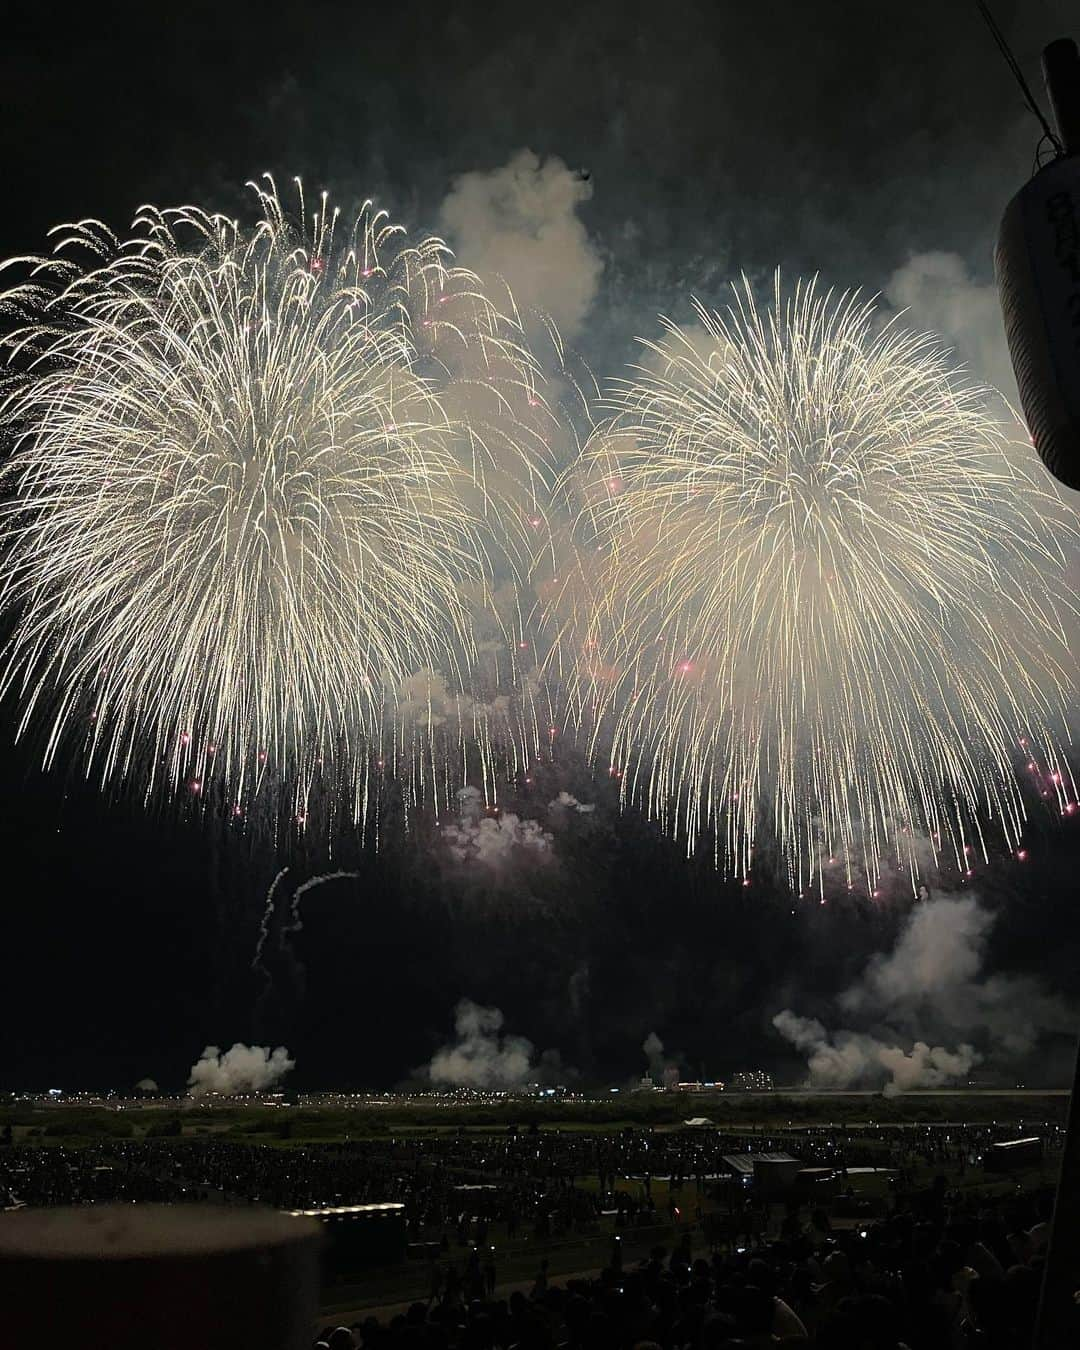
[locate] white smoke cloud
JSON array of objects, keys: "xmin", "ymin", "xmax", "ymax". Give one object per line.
[
  {"xmin": 187, "ymin": 1043, "xmax": 295, "ymax": 1097},
  {"xmin": 842, "ymin": 893, "xmax": 1073, "ymax": 1058},
  {"xmin": 548, "ymin": 790, "xmax": 596, "ymax": 816},
  {"xmin": 771, "ymin": 1010, "xmax": 978, "ymax": 1097},
  {"xmin": 642, "ymin": 1030, "xmax": 680, "ymax": 1087},
  {"xmin": 774, "ymin": 892, "xmax": 1072, "ymax": 1093},
  {"xmin": 426, "ymin": 999, "xmax": 567, "ymax": 1089},
  {"xmin": 440, "ymin": 786, "xmax": 554, "ymax": 868},
  {"xmin": 885, "ymin": 251, "xmax": 1016, "ymax": 402},
  {"xmin": 135, "ymin": 1077, "xmax": 158, "ymax": 1094},
  {"xmin": 439, "ymin": 149, "xmax": 602, "ymax": 339}
]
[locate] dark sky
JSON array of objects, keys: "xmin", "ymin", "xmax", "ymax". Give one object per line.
[{"xmin": 1, "ymin": 0, "xmax": 1078, "ymax": 1093}]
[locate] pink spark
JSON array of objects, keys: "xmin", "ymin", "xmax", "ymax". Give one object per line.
[{"xmin": 1017, "ymin": 849, "xmax": 1028, "ymax": 861}]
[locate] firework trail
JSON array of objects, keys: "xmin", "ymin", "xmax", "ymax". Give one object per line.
[
  {"xmin": 252, "ymin": 867, "xmax": 291, "ymax": 976},
  {"xmin": 0, "ymin": 177, "xmax": 559, "ymax": 830},
  {"xmin": 554, "ymin": 274, "xmax": 1078, "ymax": 891},
  {"xmin": 282, "ymin": 869, "xmax": 359, "ymax": 944},
  {"xmin": 252, "ymin": 866, "xmax": 358, "ymax": 1020}
]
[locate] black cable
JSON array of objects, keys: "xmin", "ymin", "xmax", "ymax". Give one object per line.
[{"xmin": 975, "ymin": 0, "xmax": 1064, "ymax": 156}]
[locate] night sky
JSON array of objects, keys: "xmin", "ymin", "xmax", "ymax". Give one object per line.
[{"xmin": 1, "ymin": 0, "xmax": 1078, "ymax": 1093}]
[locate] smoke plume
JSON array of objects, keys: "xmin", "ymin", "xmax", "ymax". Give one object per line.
[
  {"xmin": 772, "ymin": 1009, "xmax": 978, "ymax": 1097},
  {"xmin": 642, "ymin": 1030, "xmax": 680, "ymax": 1087},
  {"xmin": 134, "ymin": 1077, "xmax": 158, "ymax": 1094},
  {"xmin": 187, "ymin": 1042, "xmax": 295, "ymax": 1097},
  {"xmin": 426, "ymin": 999, "xmax": 567, "ymax": 1089},
  {"xmin": 774, "ymin": 892, "xmax": 1072, "ymax": 1093},
  {"xmin": 439, "ymin": 150, "xmax": 602, "ymax": 339}
]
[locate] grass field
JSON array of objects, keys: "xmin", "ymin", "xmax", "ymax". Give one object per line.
[{"xmin": 1, "ymin": 1089, "xmax": 1068, "ymax": 1145}]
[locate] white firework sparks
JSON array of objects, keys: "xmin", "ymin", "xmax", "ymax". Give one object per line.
[
  {"xmin": 0, "ymin": 177, "xmax": 557, "ymax": 828},
  {"xmin": 557, "ymin": 274, "xmax": 1078, "ymax": 890}
]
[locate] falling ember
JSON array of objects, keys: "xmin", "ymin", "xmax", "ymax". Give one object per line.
[{"xmin": 565, "ymin": 273, "xmax": 1077, "ymax": 887}]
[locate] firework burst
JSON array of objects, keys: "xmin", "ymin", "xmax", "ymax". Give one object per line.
[
  {"xmin": 557, "ymin": 274, "xmax": 1078, "ymax": 890},
  {"xmin": 0, "ymin": 177, "xmax": 557, "ymax": 828}
]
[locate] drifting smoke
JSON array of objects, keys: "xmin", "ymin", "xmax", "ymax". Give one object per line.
[
  {"xmin": 885, "ymin": 252, "xmax": 1016, "ymax": 402},
  {"xmin": 774, "ymin": 893, "xmax": 1073, "ymax": 1093},
  {"xmin": 642, "ymin": 1031, "xmax": 680, "ymax": 1088},
  {"xmin": 439, "ymin": 149, "xmax": 602, "ymax": 339},
  {"xmin": 187, "ymin": 1042, "xmax": 295, "ymax": 1097},
  {"xmin": 841, "ymin": 893, "xmax": 1073, "ymax": 1058},
  {"xmin": 772, "ymin": 1010, "xmax": 977, "ymax": 1098},
  {"xmin": 426, "ymin": 999, "xmax": 567, "ymax": 1089},
  {"xmin": 438, "ymin": 783, "xmax": 601, "ymax": 872},
  {"xmin": 549, "ymin": 791, "xmax": 596, "ymax": 816},
  {"xmin": 135, "ymin": 1078, "xmax": 158, "ymax": 1094},
  {"xmin": 440, "ymin": 786, "xmax": 554, "ymax": 868}
]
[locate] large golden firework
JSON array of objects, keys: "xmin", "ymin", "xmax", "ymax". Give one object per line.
[
  {"xmin": 558, "ymin": 275, "xmax": 1078, "ymax": 889},
  {"xmin": 0, "ymin": 178, "xmax": 557, "ymax": 827}
]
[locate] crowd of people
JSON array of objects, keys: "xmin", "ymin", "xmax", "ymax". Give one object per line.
[
  {"xmin": 315, "ymin": 1184, "xmax": 1063, "ymax": 1348},
  {"xmin": 1, "ymin": 1120, "xmax": 1067, "ymax": 1345},
  {"xmin": 2, "ymin": 1121, "xmax": 1061, "ymax": 1235}
]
